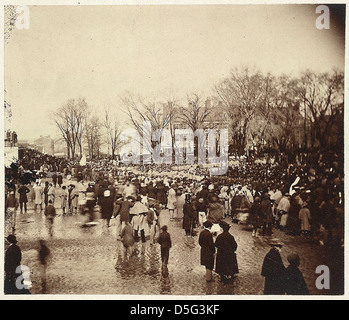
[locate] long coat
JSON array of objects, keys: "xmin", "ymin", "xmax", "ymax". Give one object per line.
[
  {"xmin": 99, "ymin": 196, "xmax": 114, "ymax": 220},
  {"xmin": 156, "ymin": 184, "xmax": 167, "ymax": 205},
  {"xmin": 33, "ymin": 185, "xmax": 43, "ymax": 205},
  {"xmin": 215, "ymin": 231, "xmax": 239, "ymax": 276},
  {"xmin": 286, "ymin": 201, "xmax": 302, "ymax": 233},
  {"xmin": 261, "ymin": 248, "xmax": 285, "ymax": 295},
  {"xmin": 183, "ymin": 202, "xmax": 196, "ymax": 230},
  {"xmin": 283, "ymin": 265, "xmax": 309, "ymax": 295},
  {"xmin": 167, "ymin": 188, "xmax": 177, "ymax": 210},
  {"xmin": 119, "ymin": 200, "xmax": 135, "ymax": 223},
  {"xmin": 207, "ymin": 202, "xmax": 224, "ymax": 224},
  {"xmin": 248, "ymin": 201, "xmax": 262, "ymax": 227},
  {"xmin": 17, "ymin": 186, "xmax": 30, "ymax": 203},
  {"xmin": 299, "ymin": 207, "xmax": 311, "ymax": 231},
  {"xmin": 5, "ymin": 244, "xmax": 22, "ymax": 279},
  {"xmin": 198, "ymin": 229, "xmax": 215, "ymax": 270},
  {"xmin": 260, "ymin": 199, "xmax": 273, "ymax": 224}
]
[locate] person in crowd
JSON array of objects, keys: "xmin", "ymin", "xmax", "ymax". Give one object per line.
[
  {"xmin": 44, "ymin": 200, "xmax": 57, "ymax": 237},
  {"xmin": 283, "ymin": 253, "xmax": 309, "ymax": 295},
  {"xmin": 38, "ymin": 239, "xmax": 50, "ymax": 293},
  {"xmin": 17, "ymin": 183, "xmax": 30, "ymax": 214},
  {"xmin": 207, "ymin": 195, "xmax": 224, "ymax": 235},
  {"xmin": 215, "ymin": 221, "xmax": 239, "ymax": 283},
  {"xmin": 123, "ymin": 180, "xmax": 135, "ymax": 199},
  {"xmin": 299, "ymin": 201, "xmax": 312, "ymax": 236},
  {"xmin": 196, "ymin": 198, "xmax": 208, "ymax": 228},
  {"xmin": 85, "ymin": 183, "xmax": 96, "ymax": 222},
  {"xmin": 175, "ymin": 186, "xmax": 185, "ymax": 221},
  {"xmin": 198, "ymin": 220, "xmax": 215, "ymax": 282},
  {"xmin": 261, "ymin": 239, "xmax": 285, "ymax": 295},
  {"xmin": 99, "ymin": 190, "xmax": 114, "ymax": 228},
  {"xmin": 286, "ymin": 194, "xmax": 302, "ymax": 236},
  {"xmin": 5, "ymin": 191, "xmax": 18, "ymax": 235},
  {"xmin": 183, "ymin": 195, "xmax": 196, "ymax": 237},
  {"xmin": 33, "ymin": 181, "xmax": 43, "ymax": 212},
  {"xmin": 167, "ymin": 184, "xmax": 177, "ymax": 221},
  {"xmin": 156, "ymin": 181, "xmax": 167, "ymax": 209},
  {"xmin": 260, "ymin": 193, "xmax": 273, "ymax": 236},
  {"xmin": 118, "ymin": 196, "xmax": 135, "ymax": 230},
  {"xmin": 131, "ymin": 196, "xmax": 148, "ymax": 243},
  {"xmin": 121, "ymin": 221, "xmax": 135, "ymax": 260},
  {"xmin": 57, "ymin": 174, "xmax": 63, "ymax": 187},
  {"xmin": 4, "ymin": 235, "xmax": 23, "ymax": 294},
  {"xmin": 52, "ymin": 173, "xmax": 57, "ymax": 188},
  {"xmin": 248, "ymin": 196, "xmax": 262, "ymax": 237},
  {"xmin": 277, "ymin": 193, "xmax": 291, "ymax": 230},
  {"xmin": 59, "ymin": 186, "xmax": 68, "ymax": 215},
  {"xmin": 147, "ymin": 202, "xmax": 159, "ymax": 245},
  {"xmin": 157, "ymin": 225, "xmax": 172, "ymax": 268},
  {"xmin": 48, "ymin": 183, "xmax": 55, "ymax": 205},
  {"xmin": 43, "ymin": 181, "xmax": 50, "ymax": 208}
]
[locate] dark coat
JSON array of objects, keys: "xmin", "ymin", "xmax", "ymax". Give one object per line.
[
  {"xmin": 119, "ymin": 200, "xmax": 135, "ymax": 223},
  {"xmin": 198, "ymin": 189, "xmax": 209, "ymax": 204},
  {"xmin": 183, "ymin": 203, "xmax": 196, "ymax": 230},
  {"xmin": 283, "ymin": 265, "xmax": 309, "ymax": 295},
  {"xmin": 17, "ymin": 186, "xmax": 30, "ymax": 203},
  {"xmin": 286, "ymin": 202, "xmax": 302, "ymax": 233},
  {"xmin": 249, "ymin": 201, "xmax": 262, "ymax": 227},
  {"xmin": 99, "ymin": 197, "xmax": 114, "ymax": 219},
  {"xmin": 231, "ymin": 194, "xmax": 251, "ymax": 214},
  {"xmin": 5, "ymin": 244, "xmax": 22, "ymax": 279},
  {"xmin": 157, "ymin": 231, "xmax": 172, "ymax": 249},
  {"xmin": 198, "ymin": 229, "xmax": 215, "ymax": 270},
  {"xmin": 156, "ymin": 184, "xmax": 167, "ymax": 204},
  {"xmin": 57, "ymin": 175, "xmax": 63, "ymax": 184},
  {"xmin": 147, "ymin": 185, "xmax": 157, "ymax": 199},
  {"xmin": 215, "ymin": 231, "xmax": 239, "ymax": 276},
  {"xmin": 44, "ymin": 204, "xmax": 56, "ymax": 218},
  {"xmin": 260, "ymin": 199, "xmax": 273, "ymax": 223},
  {"xmin": 261, "ymin": 248, "xmax": 285, "ymax": 295}
]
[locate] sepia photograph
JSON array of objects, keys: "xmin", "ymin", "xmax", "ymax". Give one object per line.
[{"xmin": 2, "ymin": 1, "xmax": 346, "ymax": 299}]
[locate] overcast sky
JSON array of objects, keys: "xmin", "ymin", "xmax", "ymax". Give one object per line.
[{"xmin": 4, "ymin": 4, "xmax": 345, "ymax": 141}]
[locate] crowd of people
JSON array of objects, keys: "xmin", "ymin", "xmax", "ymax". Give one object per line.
[{"xmin": 3, "ymin": 146, "xmax": 344, "ymax": 294}]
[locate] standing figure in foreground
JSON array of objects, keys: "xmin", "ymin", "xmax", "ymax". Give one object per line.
[
  {"xmin": 38, "ymin": 240, "xmax": 51, "ymax": 293},
  {"xmin": 99, "ymin": 190, "xmax": 115, "ymax": 227},
  {"xmin": 261, "ymin": 239, "xmax": 285, "ymax": 295},
  {"xmin": 5, "ymin": 191, "xmax": 18, "ymax": 235},
  {"xmin": 17, "ymin": 183, "xmax": 30, "ymax": 214},
  {"xmin": 214, "ymin": 221, "xmax": 239, "ymax": 283},
  {"xmin": 198, "ymin": 220, "xmax": 215, "ymax": 282},
  {"xmin": 283, "ymin": 253, "xmax": 309, "ymax": 295},
  {"xmin": 157, "ymin": 225, "xmax": 172, "ymax": 269},
  {"xmin": 183, "ymin": 195, "xmax": 196, "ymax": 237},
  {"xmin": 121, "ymin": 221, "xmax": 135, "ymax": 259},
  {"xmin": 4, "ymin": 235, "xmax": 22, "ymax": 294},
  {"xmin": 44, "ymin": 200, "xmax": 57, "ymax": 238}
]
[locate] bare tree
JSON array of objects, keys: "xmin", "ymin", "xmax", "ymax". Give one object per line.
[
  {"xmin": 254, "ymin": 75, "xmax": 303, "ymax": 159},
  {"xmin": 122, "ymin": 93, "xmax": 173, "ymax": 157},
  {"xmin": 53, "ymin": 98, "xmax": 89, "ymax": 159},
  {"xmin": 296, "ymin": 69, "xmax": 344, "ymax": 151},
  {"xmin": 215, "ymin": 67, "xmax": 267, "ymax": 155},
  {"xmin": 177, "ymin": 94, "xmax": 214, "ymax": 131},
  {"xmin": 84, "ymin": 115, "xmax": 103, "ymax": 160},
  {"xmin": 177, "ymin": 93, "xmax": 217, "ymax": 161},
  {"xmin": 104, "ymin": 108, "xmax": 124, "ymax": 160}
]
